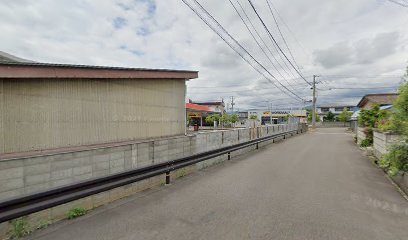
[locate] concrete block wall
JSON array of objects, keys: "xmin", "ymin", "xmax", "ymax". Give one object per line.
[
  {"xmin": 373, "ymin": 130, "xmax": 403, "ymax": 159},
  {"xmin": 0, "ymin": 123, "xmax": 304, "ymax": 239},
  {"xmin": 0, "ymin": 124, "xmax": 301, "ymax": 202},
  {"xmin": 357, "ymin": 127, "xmax": 366, "ymax": 145}
]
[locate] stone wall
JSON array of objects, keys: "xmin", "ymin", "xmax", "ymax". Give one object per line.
[{"xmin": 0, "ymin": 123, "xmax": 305, "ymax": 238}]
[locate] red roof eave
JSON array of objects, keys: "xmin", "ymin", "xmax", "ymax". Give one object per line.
[
  {"xmin": 186, "ymin": 103, "xmax": 213, "ymax": 112},
  {"xmin": 0, "ymin": 63, "xmax": 198, "ymax": 80}
]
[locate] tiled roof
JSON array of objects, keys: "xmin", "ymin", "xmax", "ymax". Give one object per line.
[{"xmin": 357, "ymin": 93, "xmax": 398, "ymax": 108}]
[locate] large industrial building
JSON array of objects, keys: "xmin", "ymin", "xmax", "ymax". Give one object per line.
[{"xmin": 0, "ymin": 61, "xmax": 198, "ymax": 155}]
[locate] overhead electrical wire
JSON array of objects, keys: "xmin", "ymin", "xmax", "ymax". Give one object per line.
[
  {"xmin": 267, "ymin": 1, "xmax": 312, "ymax": 60},
  {"xmin": 187, "ymin": 85, "xmax": 311, "ymax": 94},
  {"xmin": 233, "ymin": 0, "xmax": 305, "ymax": 86},
  {"xmin": 181, "ymin": 0, "xmax": 306, "ymax": 102},
  {"xmin": 387, "ymin": 0, "xmax": 408, "ymax": 7},
  {"xmin": 319, "ymin": 86, "xmax": 399, "ymax": 90},
  {"xmin": 265, "ymin": 0, "xmax": 300, "ymax": 71},
  {"xmin": 246, "ymin": 0, "xmax": 311, "ymax": 85},
  {"xmin": 228, "ymin": 0, "xmax": 299, "ymax": 91}
]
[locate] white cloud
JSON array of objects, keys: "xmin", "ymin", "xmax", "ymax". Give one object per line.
[{"xmin": 1, "ymin": 0, "xmax": 408, "ymax": 109}]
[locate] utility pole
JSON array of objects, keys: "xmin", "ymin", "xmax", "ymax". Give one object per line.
[
  {"xmin": 312, "ymin": 75, "xmax": 318, "ymax": 128},
  {"xmin": 230, "ymin": 96, "xmax": 235, "ymax": 113}
]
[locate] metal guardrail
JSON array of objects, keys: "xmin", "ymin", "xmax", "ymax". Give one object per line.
[{"xmin": 0, "ymin": 128, "xmax": 304, "ymax": 223}]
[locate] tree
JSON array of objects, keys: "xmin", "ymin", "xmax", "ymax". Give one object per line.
[
  {"xmin": 219, "ymin": 114, "xmax": 231, "ymax": 126},
  {"xmin": 324, "ymin": 111, "xmax": 335, "ymax": 122},
  {"xmin": 357, "ymin": 105, "xmax": 388, "ymax": 146},
  {"xmin": 307, "ymin": 110, "xmax": 320, "ymax": 123},
  {"xmin": 390, "ymin": 81, "xmax": 408, "ymax": 138},
  {"xmin": 230, "ymin": 114, "xmax": 239, "ymax": 127},
  {"xmin": 358, "ymin": 105, "xmax": 387, "ymax": 128},
  {"xmin": 378, "ymin": 67, "xmax": 408, "ymax": 176},
  {"xmin": 337, "ymin": 108, "xmax": 352, "ymax": 122},
  {"xmin": 249, "ymin": 114, "xmax": 258, "ymax": 120},
  {"xmin": 205, "ymin": 114, "xmax": 220, "ymax": 126}
]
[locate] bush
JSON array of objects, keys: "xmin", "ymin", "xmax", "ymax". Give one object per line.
[
  {"xmin": 360, "ymin": 138, "xmax": 372, "ymax": 147},
  {"xmin": 338, "ymin": 108, "xmax": 352, "ymax": 122},
  {"xmin": 380, "ymin": 143, "xmax": 408, "ymax": 176},
  {"xmin": 390, "ymin": 81, "xmax": 408, "ymax": 138},
  {"xmin": 377, "ymin": 118, "xmax": 393, "ymax": 132}
]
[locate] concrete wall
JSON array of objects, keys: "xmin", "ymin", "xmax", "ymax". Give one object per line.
[
  {"xmin": 350, "ymin": 120, "xmax": 358, "ymax": 134},
  {"xmin": 0, "ymin": 78, "xmax": 186, "ymax": 154},
  {"xmin": 0, "ymin": 124, "xmax": 303, "ymax": 201},
  {"xmin": 0, "ymin": 123, "xmax": 305, "ymax": 238},
  {"xmin": 373, "ymin": 130, "xmax": 403, "ymax": 159},
  {"xmin": 316, "ymin": 122, "xmax": 350, "ymax": 128},
  {"xmin": 357, "ymin": 127, "xmax": 366, "ymax": 145},
  {"xmin": 0, "ymin": 79, "xmax": 4, "ymax": 154}
]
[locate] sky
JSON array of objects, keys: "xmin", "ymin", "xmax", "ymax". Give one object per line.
[{"xmin": 1, "ymin": 0, "xmax": 408, "ymax": 110}]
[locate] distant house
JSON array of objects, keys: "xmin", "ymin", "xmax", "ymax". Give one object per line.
[
  {"xmin": 185, "ymin": 103, "xmax": 214, "ymax": 127},
  {"xmin": 356, "ymin": 93, "xmax": 399, "ymax": 109},
  {"xmin": 247, "ymin": 109, "xmax": 307, "ymax": 125},
  {"xmin": 316, "ymin": 105, "xmax": 356, "ymax": 121},
  {"xmin": 189, "ymin": 100, "xmax": 225, "ymax": 114}
]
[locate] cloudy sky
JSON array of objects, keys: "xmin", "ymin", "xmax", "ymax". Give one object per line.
[{"xmin": 1, "ymin": 0, "xmax": 408, "ymax": 110}]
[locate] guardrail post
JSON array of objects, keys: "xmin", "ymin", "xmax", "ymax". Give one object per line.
[
  {"xmin": 166, "ymin": 171, "xmax": 171, "ymax": 184},
  {"xmin": 256, "ymin": 143, "xmax": 259, "ymax": 149},
  {"xmin": 228, "ymin": 152, "xmax": 231, "ymax": 160}
]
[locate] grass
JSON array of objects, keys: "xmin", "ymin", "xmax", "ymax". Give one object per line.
[
  {"xmin": 9, "ymin": 217, "xmax": 31, "ymax": 239},
  {"xmin": 66, "ymin": 207, "xmax": 87, "ymax": 220}
]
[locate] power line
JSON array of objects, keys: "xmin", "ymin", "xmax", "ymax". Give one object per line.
[
  {"xmin": 319, "ymin": 86, "xmax": 399, "ymax": 90},
  {"xmin": 186, "ymin": 0, "xmax": 305, "ymax": 100},
  {"xmin": 187, "ymin": 77, "xmax": 310, "ymax": 88},
  {"xmin": 187, "ymin": 85, "xmax": 311, "ymax": 94},
  {"xmin": 320, "ymin": 74, "xmax": 402, "ymax": 78},
  {"xmin": 246, "ymin": 0, "xmax": 311, "ymax": 85},
  {"xmin": 228, "ymin": 0, "xmax": 298, "ymax": 91},
  {"xmin": 265, "ymin": 0, "xmax": 300, "ymax": 71},
  {"xmin": 267, "ymin": 1, "xmax": 312, "ymax": 60},
  {"xmin": 182, "ymin": 0, "xmax": 306, "ymax": 102},
  {"xmin": 387, "ymin": 0, "xmax": 408, "ymax": 7}
]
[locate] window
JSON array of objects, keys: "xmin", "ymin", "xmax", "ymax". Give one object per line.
[
  {"xmin": 335, "ymin": 107, "xmax": 349, "ymax": 111},
  {"xmin": 321, "ymin": 108, "xmax": 329, "ymax": 112}
]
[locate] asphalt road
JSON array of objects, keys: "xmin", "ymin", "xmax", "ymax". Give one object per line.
[{"xmin": 29, "ymin": 128, "xmax": 408, "ymax": 240}]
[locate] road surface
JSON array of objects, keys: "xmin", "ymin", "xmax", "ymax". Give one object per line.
[{"xmin": 28, "ymin": 128, "xmax": 408, "ymax": 240}]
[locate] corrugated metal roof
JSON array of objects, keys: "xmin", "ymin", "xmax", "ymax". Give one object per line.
[
  {"xmin": 0, "ymin": 61, "xmax": 197, "ymax": 73},
  {"xmin": 0, "ymin": 61, "xmax": 198, "ymax": 79}
]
